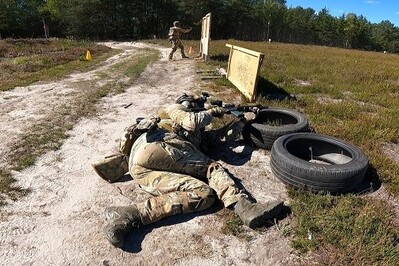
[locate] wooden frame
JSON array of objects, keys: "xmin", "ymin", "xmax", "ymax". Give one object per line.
[
  {"xmin": 226, "ymin": 44, "xmax": 264, "ymax": 102},
  {"xmin": 199, "ymin": 13, "xmax": 211, "ymax": 61}
]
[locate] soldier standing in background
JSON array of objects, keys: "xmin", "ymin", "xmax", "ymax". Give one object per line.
[
  {"xmin": 92, "ymin": 94, "xmax": 284, "ymax": 248},
  {"xmin": 168, "ymin": 21, "xmax": 192, "ymax": 60}
]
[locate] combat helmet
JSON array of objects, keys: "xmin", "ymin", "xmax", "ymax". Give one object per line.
[
  {"xmin": 175, "ymin": 92, "xmax": 209, "ymax": 109},
  {"xmin": 173, "ymin": 21, "xmax": 181, "ymax": 27}
]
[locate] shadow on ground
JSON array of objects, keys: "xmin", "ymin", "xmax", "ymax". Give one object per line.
[
  {"xmin": 205, "ymin": 140, "xmax": 255, "ymax": 166},
  {"xmin": 210, "ymin": 53, "xmax": 229, "ymax": 62},
  {"xmin": 355, "ymin": 163, "xmax": 382, "ymax": 195},
  {"xmin": 121, "ymin": 203, "xmax": 223, "ymax": 253},
  {"xmin": 256, "ymin": 77, "xmax": 296, "ymax": 101}
]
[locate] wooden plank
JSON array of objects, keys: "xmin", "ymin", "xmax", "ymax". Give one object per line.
[
  {"xmin": 200, "ymin": 76, "xmax": 222, "ymax": 80},
  {"xmin": 196, "ymin": 70, "xmax": 217, "ymax": 73},
  {"xmin": 225, "ymin": 43, "xmax": 265, "ymax": 102}
]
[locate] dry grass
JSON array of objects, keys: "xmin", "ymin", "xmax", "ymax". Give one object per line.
[
  {"xmin": 0, "ymin": 38, "xmax": 112, "ymax": 91},
  {"xmin": 161, "ymin": 39, "xmax": 399, "ymax": 265},
  {"xmin": 0, "ymin": 40, "xmax": 159, "ymax": 204}
]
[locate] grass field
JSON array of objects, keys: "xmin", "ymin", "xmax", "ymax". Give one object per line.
[
  {"xmin": 166, "ymin": 39, "xmax": 399, "ymax": 265},
  {"xmin": 2, "ymin": 38, "xmax": 398, "ymax": 264},
  {"xmin": 0, "ymin": 39, "xmax": 159, "ymax": 205},
  {"xmin": 0, "ymin": 38, "xmax": 113, "ymax": 92},
  {"xmin": 200, "ymin": 40, "xmax": 399, "ymax": 194}
]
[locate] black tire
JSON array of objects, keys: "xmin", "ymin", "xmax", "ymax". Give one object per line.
[
  {"xmin": 271, "ymin": 133, "xmax": 369, "ymax": 194},
  {"xmin": 245, "ymin": 108, "xmax": 309, "ymax": 150}
]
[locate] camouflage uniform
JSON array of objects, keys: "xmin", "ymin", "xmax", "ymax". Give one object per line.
[
  {"xmin": 129, "ymin": 104, "xmax": 245, "ymax": 225},
  {"xmin": 168, "ymin": 21, "xmax": 192, "ymax": 60},
  {"xmin": 95, "ymin": 101, "xmax": 284, "ymax": 247}
]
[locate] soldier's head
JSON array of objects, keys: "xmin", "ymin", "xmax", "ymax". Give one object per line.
[{"xmin": 173, "ymin": 21, "xmax": 181, "ymax": 27}]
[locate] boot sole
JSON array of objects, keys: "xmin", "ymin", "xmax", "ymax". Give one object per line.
[
  {"xmin": 247, "ymin": 202, "xmax": 283, "ymax": 229},
  {"xmin": 92, "ymin": 164, "xmax": 111, "ymax": 182},
  {"xmin": 104, "ymin": 224, "xmax": 124, "ymax": 248},
  {"xmin": 104, "ymin": 207, "xmax": 120, "ymax": 221}
]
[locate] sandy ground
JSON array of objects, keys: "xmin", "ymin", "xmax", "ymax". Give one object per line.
[{"xmin": 0, "ymin": 42, "xmax": 297, "ymax": 265}]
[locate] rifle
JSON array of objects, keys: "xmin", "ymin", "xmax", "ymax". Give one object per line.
[{"xmin": 191, "ymin": 100, "xmax": 267, "ymax": 119}]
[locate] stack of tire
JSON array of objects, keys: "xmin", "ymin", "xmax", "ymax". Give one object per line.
[{"xmin": 244, "ymin": 107, "xmax": 368, "ymax": 194}]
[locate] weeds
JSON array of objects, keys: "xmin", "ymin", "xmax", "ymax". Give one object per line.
[
  {"xmin": 0, "ymin": 169, "xmax": 29, "ymax": 203},
  {"xmin": 0, "ymin": 40, "xmax": 159, "ymax": 205},
  {"xmin": 196, "ymin": 40, "xmax": 399, "ymax": 195},
  {"xmin": 0, "ymin": 38, "xmax": 113, "ymax": 91},
  {"xmin": 3, "ymin": 38, "xmax": 398, "ymax": 263},
  {"xmin": 217, "ymin": 208, "xmax": 253, "ymax": 241},
  {"xmin": 289, "ymin": 189, "xmax": 399, "ymax": 265},
  {"xmin": 169, "ymin": 39, "xmax": 399, "ymax": 265}
]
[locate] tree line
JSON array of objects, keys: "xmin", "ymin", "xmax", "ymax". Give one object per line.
[{"xmin": 1, "ymin": 0, "xmax": 399, "ymax": 53}]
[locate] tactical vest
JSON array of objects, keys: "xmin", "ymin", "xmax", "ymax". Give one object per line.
[
  {"xmin": 168, "ymin": 27, "xmax": 179, "ymax": 38},
  {"xmin": 119, "ymin": 124, "xmax": 143, "ymax": 155}
]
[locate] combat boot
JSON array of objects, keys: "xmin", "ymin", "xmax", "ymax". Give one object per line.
[
  {"xmin": 234, "ymin": 197, "xmax": 283, "ymax": 229},
  {"xmin": 104, "ymin": 205, "xmax": 142, "ymax": 248},
  {"xmin": 181, "ymin": 49, "xmax": 189, "ymax": 59}
]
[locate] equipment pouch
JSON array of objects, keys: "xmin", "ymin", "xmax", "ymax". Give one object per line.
[{"xmin": 119, "ymin": 124, "xmax": 140, "ymax": 155}]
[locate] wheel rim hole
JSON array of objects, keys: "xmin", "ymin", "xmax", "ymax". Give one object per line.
[
  {"xmin": 287, "ymin": 140, "xmax": 353, "ymax": 165},
  {"xmin": 256, "ymin": 112, "xmax": 298, "ymax": 126}
]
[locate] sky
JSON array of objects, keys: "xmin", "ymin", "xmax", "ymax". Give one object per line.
[{"xmin": 285, "ymin": 0, "xmax": 399, "ymax": 26}]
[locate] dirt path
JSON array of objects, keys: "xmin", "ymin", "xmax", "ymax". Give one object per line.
[{"xmin": 0, "ymin": 42, "xmax": 295, "ymax": 266}]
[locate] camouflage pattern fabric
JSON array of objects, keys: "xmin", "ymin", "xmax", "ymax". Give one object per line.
[
  {"xmin": 165, "ymin": 103, "xmax": 213, "ymax": 148},
  {"xmin": 168, "ymin": 26, "xmax": 190, "ymax": 39},
  {"xmin": 129, "ymin": 129, "xmax": 243, "ymax": 224},
  {"xmin": 169, "ymin": 38, "xmax": 186, "ymax": 59},
  {"xmin": 119, "ymin": 124, "xmax": 138, "ymax": 155},
  {"xmin": 168, "ymin": 26, "xmax": 191, "ymax": 59},
  {"xmin": 125, "ymin": 105, "xmax": 246, "ymax": 224},
  {"xmin": 92, "ymin": 153, "xmax": 128, "ymax": 183}
]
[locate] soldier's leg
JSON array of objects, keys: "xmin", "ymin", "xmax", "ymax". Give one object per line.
[
  {"xmin": 178, "ymin": 40, "xmax": 188, "ymax": 58},
  {"xmin": 206, "ymin": 162, "xmax": 284, "ymax": 229},
  {"xmin": 206, "ymin": 161, "xmax": 244, "ymax": 207},
  {"xmin": 130, "ymin": 134, "xmax": 212, "ymax": 180},
  {"xmin": 169, "ymin": 39, "xmax": 178, "ymax": 60},
  {"xmin": 104, "ymin": 165, "xmax": 215, "ymax": 247},
  {"xmin": 132, "ymin": 165, "xmax": 216, "ymax": 224},
  {"xmin": 130, "ymin": 134, "xmax": 235, "ymax": 208}
]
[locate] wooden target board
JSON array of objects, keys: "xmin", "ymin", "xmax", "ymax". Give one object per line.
[
  {"xmin": 225, "ymin": 44, "xmax": 264, "ymax": 102},
  {"xmin": 200, "ymin": 13, "xmax": 211, "ymax": 61}
]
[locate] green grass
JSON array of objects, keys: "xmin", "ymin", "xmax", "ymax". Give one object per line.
[
  {"xmin": 147, "ymin": 38, "xmax": 399, "ymax": 264},
  {"xmin": 201, "ymin": 40, "xmax": 399, "ymax": 194},
  {"xmin": 0, "ymin": 38, "xmax": 113, "ymax": 91},
  {"xmin": 0, "ymin": 40, "xmax": 159, "ymax": 205},
  {"xmin": 207, "ymin": 40, "xmax": 399, "ymax": 265},
  {"xmin": 217, "ymin": 208, "xmax": 253, "ymax": 241},
  {"xmin": 289, "ymin": 189, "xmax": 399, "ymax": 265},
  {"xmin": 0, "ymin": 169, "xmax": 29, "ymax": 203},
  {"xmin": 3, "ymin": 38, "xmax": 398, "ymax": 263}
]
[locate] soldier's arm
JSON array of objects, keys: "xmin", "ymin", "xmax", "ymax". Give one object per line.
[
  {"xmin": 177, "ymin": 27, "xmax": 192, "ymax": 34},
  {"xmin": 166, "ymin": 104, "xmax": 213, "ymax": 131}
]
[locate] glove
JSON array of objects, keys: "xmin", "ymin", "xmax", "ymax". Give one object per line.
[
  {"xmin": 243, "ymin": 112, "xmax": 256, "ymax": 122},
  {"xmin": 209, "ymin": 106, "xmax": 226, "ymax": 118},
  {"xmin": 136, "ymin": 116, "xmax": 160, "ymax": 132}
]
